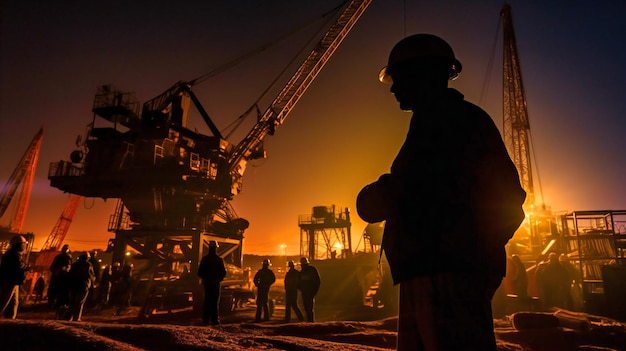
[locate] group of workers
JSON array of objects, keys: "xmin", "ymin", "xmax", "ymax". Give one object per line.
[
  {"xmin": 47, "ymin": 244, "xmax": 97, "ymax": 321},
  {"xmin": 1, "ymin": 235, "xmax": 323, "ymax": 327},
  {"xmin": 498, "ymin": 251, "xmax": 583, "ymax": 314},
  {"xmin": 47, "ymin": 246, "xmax": 134, "ymax": 319},
  {"xmin": 253, "ymin": 257, "xmax": 321, "ymax": 323},
  {"xmin": 197, "ymin": 240, "xmax": 321, "ymax": 325},
  {"xmin": 0, "ymin": 239, "xmax": 133, "ymax": 321}
]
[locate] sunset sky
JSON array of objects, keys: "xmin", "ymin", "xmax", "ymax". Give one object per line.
[{"xmin": 1, "ymin": 1, "xmax": 625, "ymax": 255}]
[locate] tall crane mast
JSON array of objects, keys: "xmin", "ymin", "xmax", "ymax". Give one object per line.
[
  {"xmin": 501, "ymin": 4, "xmax": 534, "ymax": 209},
  {"xmin": 0, "ymin": 128, "xmax": 43, "ymax": 233},
  {"xmin": 500, "ymin": 4, "xmax": 559, "ymax": 259}
]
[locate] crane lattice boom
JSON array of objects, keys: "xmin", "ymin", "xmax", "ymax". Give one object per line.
[
  {"xmin": 40, "ymin": 194, "xmax": 83, "ymax": 251},
  {"xmin": 228, "ymin": 0, "xmax": 372, "ymax": 174},
  {"xmin": 0, "ymin": 128, "xmax": 43, "ymax": 232},
  {"xmin": 501, "ymin": 4, "xmax": 534, "ymax": 207}
]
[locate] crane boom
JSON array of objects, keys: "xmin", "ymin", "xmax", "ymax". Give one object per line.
[
  {"xmin": 0, "ymin": 127, "xmax": 43, "ymax": 232},
  {"xmin": 227, "ymin": 0, "xmax": 372, "ymax": 173},
  {"xmin": 501, "ymin": 4, "xmax": 534, "ymax": 208},
  {"xmin": 33, "ymin": 193, "xmax": 83, "ymax": 272},
  {"xmin": 41, "ymin": 193, "xmax": 83, "ymax": 251}
]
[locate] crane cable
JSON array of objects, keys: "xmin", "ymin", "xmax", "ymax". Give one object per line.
[
  {"xmin": 188, "ymin": 4, "xmax": 332, "ymax": 87},
  {"xmin": 220, "ymin": 2, "xmax": 346, "ymax": 139},
  {"xmin": 183, "ymin": 2, "xmax": 347, "ymax": 139},
  {"xmin": 478, "ymin": 15, "xmax": 501, "ymax": 109},
  {"xmin": 530, "ymin": 130, "xmax": 546, "ymax": 209}
]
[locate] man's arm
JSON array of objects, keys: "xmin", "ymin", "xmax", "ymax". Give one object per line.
[{"xmin": 357, "ymin": 174, "xmax": 392, "ymax": 223}]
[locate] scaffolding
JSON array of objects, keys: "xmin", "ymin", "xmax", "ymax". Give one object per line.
[
  {"xmin": 299, "ymin": 205, "xmax": 352, "ymax": 260},
  {"xmin": 560, "ymin": 210, "xmax": 626, "ymax": 314}
]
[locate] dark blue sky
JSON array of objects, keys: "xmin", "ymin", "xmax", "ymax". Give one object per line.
[{"xmin": 1, "ymin": 0, "xmax": 625, "ymax": 254}]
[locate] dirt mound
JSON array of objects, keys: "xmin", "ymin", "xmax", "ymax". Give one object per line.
[{"xmin": 5, "ymin": 304, "xmax": 625, "ymax": 350}]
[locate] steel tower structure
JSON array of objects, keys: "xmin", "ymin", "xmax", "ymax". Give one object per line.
[{"xmin": 501, "ymin": 3, "xmax": 534, "ymax": 209}]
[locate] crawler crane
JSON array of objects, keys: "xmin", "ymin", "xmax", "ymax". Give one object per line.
[{"xmin": 48, "ymin": 0, "xmax": 372, "ymax": 313}]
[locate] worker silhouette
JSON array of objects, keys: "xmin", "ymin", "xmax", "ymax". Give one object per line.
[
  {"xmin": 510, "ymin": 254, "xmax": 529, "ymax": 300},
  {"xmin": 298, "ymin": 257, "xmax": 320, "ymax": 322},
  {"xmin": 253, "ymin": 259, "xmax": 276, "ymax": 322},
  {"xmin": 356, "ymin": 34, "xmax": 526, "ymax": 350},
  {"xmin": 96, "ymin": 264, "xmax": 112, "ymax": 308},
  {"xmin": 559, "ymin": 253, "xmax": 582, "ymax": 310},
  {"xmin": 537, "ymin": 252, "xmax": 570, "ymax": 310},
  {"xmin": 67, "ymin": 252, "xmax": 96, "ymax": 321},
  {"xmin": 111, "ymin": 263, "xmax": 134, "ymax": 315},
  {"xmin": 283, "ymin": 260, "xmax": 304, "ymax": 322},
  {"xmin": 197, "ymin": 240, "xmax": 227, "ymax": 325},
  {"xmin": 48, "ymin": 244, "xmax": 72, "ymax": 309},
  {"xmin": 33, "ymin": 275, "xmax": 46, "ymax": 304},
  {"xmin": 0, "ymin": 235, "xmax": 29, "ymax": 319},
  {"xmin": 87, "ymin": 250, "xmax": 101, "ymax": 306}
]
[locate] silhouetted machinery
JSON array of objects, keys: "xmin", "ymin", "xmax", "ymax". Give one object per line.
[
  {"xmin": 48, "ymin": 0, "xmax": 372, "ymax": 313},
  {"xmin": 298, "ymin": 206, "xmax": 397, "ymax": 314}
]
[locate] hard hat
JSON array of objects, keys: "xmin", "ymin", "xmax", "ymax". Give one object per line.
[
  {"xmin": 379, "ymin": 34, "xmax": 462, "ymax": 84},
  {"xmin": 287, "ymin": 260, "xmax": 295, "ymax": 268},
  {"xmin": 208, "ymin": 240, "xmax": 219, "ymax": 248},
  {"xmin": 300, "ymin": 257, "xmax": 309, "ymax": 265},
  {"xmin": 262, "ymin": 259, "xmax": 271, "ymax": 266},
  {"xmin": 10, "ymin": 235, "xmax": 27, "ymax": 245}
]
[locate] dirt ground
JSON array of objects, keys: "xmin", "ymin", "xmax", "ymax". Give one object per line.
[{"xmin": 1, "ymin": 301, "xmax": 626, "ymax": 350}]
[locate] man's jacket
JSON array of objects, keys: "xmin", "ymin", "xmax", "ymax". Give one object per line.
[
  {"xmin": 198, "ymin": 253, "xmax": 227, "ymax": 285},
  {"xmin": 357, "ymin": 89, "xmax": 526, "ymax": 284},
  {"xmin": 0, "ymin": 248, "xmax": 27, "ymax": 286}
]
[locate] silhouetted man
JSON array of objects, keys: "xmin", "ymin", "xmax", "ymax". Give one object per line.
[
  {"xmin": 0, "ymin": 235, "xmax": 29, "ymax": 319},
  {"xmin": 33, "ymin": 275, "xmax": 46, "ymax": 304},
  {"xmin": 87, "ymin": 250, "xmax": 101, "ymax": 307},
  {"xmin": 253, "ymin": 259, "xmax": 276, "ymax": 322},
  {"xmin": 111, "ymin": 263, "xmax": 134, "ymax": 316},
  {"xmin": 283, "ymin": 260, "xmax": 304, "ymax": 322},
  {"xmin": 298, "ymin": 257, "xmax": 320, "ymax": 322},
  {"xmin": 68, "ymin": 252, "xmax": 96, "ymax": 321},
  {"xmin": 538, "ymin": 252, "xmax": 570, "ymax": 310},
  {"xmin": 197, "ymin": 240, "xmax": 226, "ymax": 325},
  {"xmin": 511, "ymin": 254, "xmax": 529, "ymax": 301},
  {"xmin": 357, "ymin": 34, "xmax": 526, "ymax": 350},
  {"xmin": 559, "ymin": 253, "xmax": 582, "ymax": 310},
  {"xmin": 49, "ymin": 244, "xmax": 72, "ymax": 308},
  {"xmin": 96, "ymin": 264, "xmax": 112, "ymax": 307}
]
